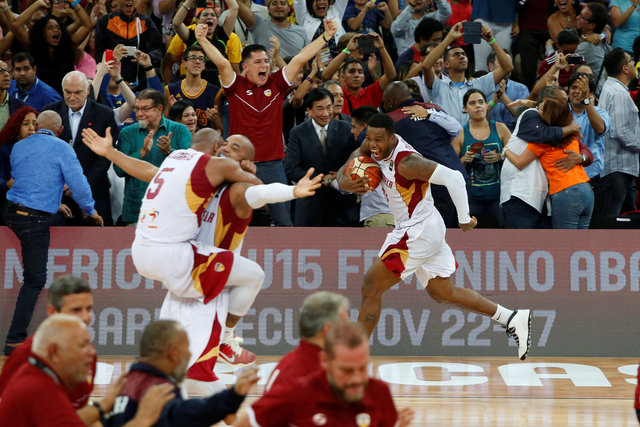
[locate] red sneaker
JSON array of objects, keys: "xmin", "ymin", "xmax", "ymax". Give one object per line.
[{"xmin": 218, "ymin": 336, "xmax": 256, "ymax": 366}]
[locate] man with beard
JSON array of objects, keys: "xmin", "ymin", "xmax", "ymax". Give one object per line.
[
  {"xmin": 234, "ymin": 320, "xmax": 413, "ymax": 426},
  {"xmin": 104, "ymin": 320, "xmax": 259, "ymax": 427},
  {"xmin": 114, "ymin": 88, "xmax": 191, "ymax": 225}
]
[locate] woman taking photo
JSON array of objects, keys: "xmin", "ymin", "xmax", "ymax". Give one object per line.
[
  {"xmin": 504, "ymin": 96, "xmax": 593, "ymax": 229},
  {"xmin": 452, "ymin": 89, "xmax": 511, "ymax": 228}
]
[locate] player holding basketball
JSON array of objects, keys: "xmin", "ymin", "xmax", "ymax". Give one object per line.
[
  {"xmin": 339, "ymin": 113, "xmax": 532, "ymax": 360},
  {"xmin": 82, "ymin": 127, "xmax": 322, "ymax": 390}
]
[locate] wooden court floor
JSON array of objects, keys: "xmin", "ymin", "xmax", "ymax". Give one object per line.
[{"xmin": 53, "ymin": 355, "xmax": 640, "ymax": 426}]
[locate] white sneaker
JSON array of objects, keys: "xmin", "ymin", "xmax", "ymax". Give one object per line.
[
  {"xmin": 218, "ymin": 335, "xmax": 256, "ymax": 367},
  {"xmin": 505, "ymin": 309, "xmax": 531, "ymax": 360}
]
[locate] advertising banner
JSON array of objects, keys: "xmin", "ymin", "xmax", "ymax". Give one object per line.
[{"xmin": 0, "ymin": 227, "xmax": 637, "ymax": 356}]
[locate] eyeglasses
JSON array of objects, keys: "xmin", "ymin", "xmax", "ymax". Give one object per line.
[
  {"xmin": 133, "ymin": 105, "xmax": 157, "ymax": 113},
  {"xmin": 0, "ymin": 67, "xmax": 11, "ymax": 74},
  {"xmin": 576, "ymin": 14, "xmax": 592, "ymax": 23},
  {"xmin": 186, "ymin": 56, "xmax": 206, "ymax": 63}
]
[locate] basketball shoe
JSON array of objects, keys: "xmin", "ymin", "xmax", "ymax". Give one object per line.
[
  {"xmin": 219, "ymin": 335, "xmax": 256, "ymax": 366},
  {"xmin": 505, "ymin": 308, "xmax": 531, "ymax": 360}
]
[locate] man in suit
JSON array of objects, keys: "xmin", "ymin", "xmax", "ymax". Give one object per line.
[
  {"xmin": 43, "ymin": 71, "xmax": 119, "ymax": 225},
  {"xmin": 285, "ymin": 88, "xmax": 360, "ymax": 226}
]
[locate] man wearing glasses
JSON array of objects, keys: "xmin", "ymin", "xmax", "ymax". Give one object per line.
[
  {"xmin": 574, "ymin": 2, "xmax": 611, "ymax": 95},
  {"xmin": 0, "ymin": 60, "xmax": 27, "ymax": 130},
  {"xmin": 115, "ymin": 89, "xmax": 191, "ymax": 225},
  {"xmin": 164, "ymin": 45, "xmax": 220, "ymax": 131}
]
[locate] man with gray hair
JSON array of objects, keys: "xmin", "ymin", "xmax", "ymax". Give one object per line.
[
  {"xmin": 2, "ymin": 112, "xmax": 102, "ymax": 357},
  {"xmin": 0, "ymin": 276, "xmax": 95, "ymax": 408},
  {"xmin": 235, "ymin": 320, "xmax": 414, "ymax": 426},
  {"xmin": 114, "ymin": 88, "xmax": 192, "ymax": 225},
  {"xmin": 263, "ymin": 291, "xmax": 349, "ymax": 393},
  {"xmin": 42, "ymin": 70, "xmax": 119, "ymax": 225},
  {"xmin": 0, "ymin": 314, "xmax": 169, "ymax": 426}
]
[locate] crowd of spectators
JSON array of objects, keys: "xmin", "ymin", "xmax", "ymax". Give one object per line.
[{"xmin": 0, "ymin": 0, "xmax": 639, "ymax": 229}]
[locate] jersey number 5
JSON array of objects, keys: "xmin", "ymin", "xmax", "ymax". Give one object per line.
[{"xmin": 146, "ymin": 167, "xmax": 175, "ymax": 199}]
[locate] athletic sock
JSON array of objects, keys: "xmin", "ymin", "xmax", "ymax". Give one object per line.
[
  {"xmin": 491, "ymin": 305, "xmax": 513, "ymax": 326},
  {"xmin": 222, "ymin": 327, "xmax": 234, "ymax": 343}
]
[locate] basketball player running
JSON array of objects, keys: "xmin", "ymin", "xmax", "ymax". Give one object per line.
[
  {"xmin": 82, "ymin": 128, "xmax": 322, "ymax": 386},
  {"xmin": 338, "ymin": 113, "xmax": 532, "ymax": 360}
]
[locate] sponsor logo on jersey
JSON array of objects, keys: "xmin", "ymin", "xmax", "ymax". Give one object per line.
[
  {"xmin": 312, "ymin": 413, "xmax": 327, "ymax": 425},
  {"xmin": 139, "ymin": 208, "xmax": 160, "ymax": 228},
  {"xmin": 264, "ymin": 89, "xmax": 272, "ymax": 97},
  {"xmin": 356, "ymin": 413, "xmax": 371, "ymax": 427},
  {"xmin": 214, "ymin": 262, "xmax": 225, "ymax": 272}
]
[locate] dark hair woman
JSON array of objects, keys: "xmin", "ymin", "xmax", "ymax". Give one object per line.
[{"xmin": 0, "ymin": 106, "xmax": 39, "ymax": 224}]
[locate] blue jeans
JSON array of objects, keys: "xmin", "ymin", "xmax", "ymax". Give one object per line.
[
  {"xmin": 255, "ymin": 160, "xmax": 293, "ymax": 226},
  {"xmin": 501, "ymin": 196, "xmax": 544, "ymax": 229},
  {"xmin": 2, "ymin": 201, "xmax": 52, "ymax": 353},
  {"xmin": 550, "ymin": 182, "xmax": 594, "ymax": 229}
]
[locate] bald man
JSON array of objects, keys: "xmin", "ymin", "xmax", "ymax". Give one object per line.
[
  {"xmin": 0, "ymin": 314, "xmax": 172, "ymax": 426},
  {"xmin": 83, "ymin": 127, "xmax": 321, "ymax": 391},
  {"xmin": 3, "ymin": 111, "xmax": 102, "ymax": 356},
  {"xmin": 0, "ymin": 314, "xmax": 96, "ymax": 425}
]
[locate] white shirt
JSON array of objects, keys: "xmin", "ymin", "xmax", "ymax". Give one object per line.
[
  {"xmin": 68, "ymin": 101, "xmax": 87, "ymax": 145},
  {"xmin": 311, "ymin": 119, "xmax": 328, "ymax": 145}
]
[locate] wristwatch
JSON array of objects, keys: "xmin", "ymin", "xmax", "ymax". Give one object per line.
[{"xmin": 582, "ymin": 97, "xmax": 590, "ymax": 106}]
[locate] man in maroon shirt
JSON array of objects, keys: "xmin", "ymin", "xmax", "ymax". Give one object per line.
[
  {"xmin": 0, "ymin": 275, "xmax": 109, "ymax": 423},
  {"xmin": 0, "ymin": 314, "xmax": 170, "ymax": 427},
  {"xmin": 263, "ymin": 291, "xmax": 349, "ymax": 393},
  {"xmin": 195, "ymin": 19, "xmax": 339, "ymax": 226},
  {"xmin": 235, "ymin": 320, "xmax": 414, "ymax": 427}
]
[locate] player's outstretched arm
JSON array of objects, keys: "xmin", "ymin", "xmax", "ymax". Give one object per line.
[
  {"xmin": 82, "ymin": 128, "xmax": 160, "ymax": 182},
  {"xmin": 230, "ymin": 168, "xmax": 322, "ymax": 218},
  {"xmin": 397, "ymin": 154, "xmax": 476, "ymax": 230}
]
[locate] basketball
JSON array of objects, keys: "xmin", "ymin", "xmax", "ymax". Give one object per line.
[{"xmin": 346, "ymin": 155, "xmax": 383, "ymax": 191}]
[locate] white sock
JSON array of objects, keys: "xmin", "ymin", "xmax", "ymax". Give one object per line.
[
  {"xmin": 491, "ymin": 305, "xmax": 513, "ymax": 326},
  {"xmin": 223, "ymin": 327, "xmax": 234, "ymax": 343}
]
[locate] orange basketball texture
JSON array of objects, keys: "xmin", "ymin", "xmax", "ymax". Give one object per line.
[{"xmin": 346, "ymin": 156, "xmax": 382, "ymax": 191}]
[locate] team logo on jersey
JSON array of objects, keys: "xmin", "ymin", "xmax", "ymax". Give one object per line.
[
  {"xmin": 312, "ymin": 413, "xmax": 327, "ymax": 425},
  {"xmin": 139, "ymin": 208, "xmax": 160, "ymax": 228},
  {"xmin": 356, "ymin": 413, "xmax": 371, "ymax": 427},
  {"xmin": 264, "ymin": 89, "xmax": 272, "ymax": 97},
  {"xmin": 214, "ymin": 262, "xmax": 225, "ymax": 272},
  {"xmin": 246, "ymin": 90, "xmax": 253, "ymax": 96}
]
